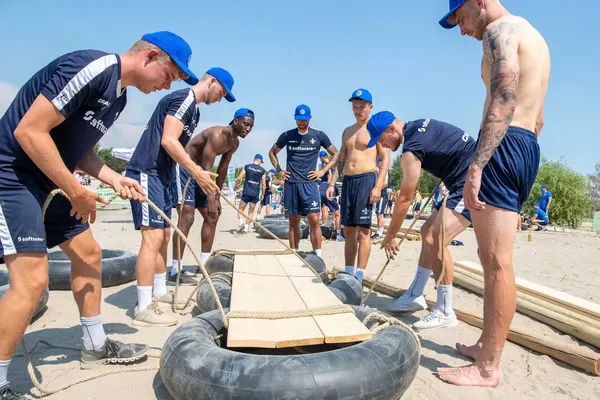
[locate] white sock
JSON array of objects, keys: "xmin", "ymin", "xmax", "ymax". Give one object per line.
[
  {"xmin": 377, "ymin": 227, "xmax": 384, "ymax": 235},
  {"xmin": 153, "ymin": 273, "xmax": 167, "ymax": 297},
  {"xmin": 0, "ymin": 359, "xmax": 10, "ymax": 390},
  {"xmin": 137, "ymin": 285, "xmax": 153, "ymax": 312},
  {"xmin": 239, "ymin": 218, "xmax": 244, "ymax": 225},
  {"xmin": 345, "ymin": 265, "xmax": 356, "ymax": 275},
  {"xmin": 200, "ymin": 252, "xmax": 211, "ymax": 265},
  {"xmin": 406, "ymin": 266, "xmax": 432, "ymax": 298},
  {"xmin": 80, "ymin": 315, "xmax": 107, "ymax": 351},
  {"xmin": 170, "ymin": 260, "xmax": 180, "ymax": 276},
  {"xmin": 355, "ymin": 268, "xmax": 364, "ymax": 284},
  {"xmin": 434, "ymin": 284, "xmax": 454, "ymax": 317},
  {"xmin": 314, "ymin": 249, "xmax": 322, "ymax": 257}
]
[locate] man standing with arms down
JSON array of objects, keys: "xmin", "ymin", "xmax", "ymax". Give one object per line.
[
  {"xmin": 235, "ymin": 154, "xmax": 266, "ymax": 233},
  {"xmin": 437, "ymin": 0, "xmax": 550, "ymax": 387},
  {"xmin": 269, "ymin": 104, "xmax": 339, "ymax": 257},
  {"xmin": 0, "ymin": 31, "xmax": 196, "ymax": 398},
  {"xmin": 170, "ymin": 108, "xmax": 254, "ymax": 282},
  {"xmin": 331, "ymin": 89, "xmax": 390, "ymax": 284}
]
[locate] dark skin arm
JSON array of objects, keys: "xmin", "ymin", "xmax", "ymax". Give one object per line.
[
  {"xmin": 186, "ymin": 128, "xmax": 222, "ymax": 219},
  {"xmin": 464, "ymin": 20, "xmax": 522, "ymax": 211}
]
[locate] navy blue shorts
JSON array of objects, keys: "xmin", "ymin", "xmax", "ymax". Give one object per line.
[
  {"xmin": 283, "ymin": 181, "xmax": 321, "ymax": 215},
  {"xmin": 261, "ymin": 193, "xmax": 272, "ymax": 206},
  {"xmin": 0, "ymin": 174, "xmax": 89, "ymax": 260},
  {"xmin": 172, "ymin": 165, "xmax": 208, "ymax": 209},
  {"xmin": 320, "ymin": 193, "xmax": 340, "ymax": 212},
  {"xmin": 434, "ymin": 188, "xmax": 472, "ymax": 222},
  {"xmin": 478, "ymin": 126, "xmax": 540, "ymax": 212},
  {"xmin": 241, "ymin": 193, "xmax": 260, "ymax": 204},
  {"xmin": 341, "ymin": 172, "xmax": 376, "ymax": 227},
  {"xmin": 375, "ymin": 193, "xmax": 388, "ymax": 215},
  {"xmin": 125, "ymin": 169, "xmax": 172, "ymax": 230}
]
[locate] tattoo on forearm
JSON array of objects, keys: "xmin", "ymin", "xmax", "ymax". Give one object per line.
[{"xmin": 474, "ymin": 21, "xmax": 522, "ymax": 168}]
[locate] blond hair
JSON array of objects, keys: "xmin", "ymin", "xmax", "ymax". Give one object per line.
[{"xmin": 129, "ymin": 40, "xmax": 185, "ymax": 79}]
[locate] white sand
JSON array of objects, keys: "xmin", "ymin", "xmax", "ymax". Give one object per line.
[{"xmin": 3, "ymin": 197, "xmax": 600, "ymax": 399}]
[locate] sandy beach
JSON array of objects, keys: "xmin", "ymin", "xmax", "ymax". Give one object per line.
[{"xmin": 2, "ymin": 195, "xmax": 600, "ymax": 400}]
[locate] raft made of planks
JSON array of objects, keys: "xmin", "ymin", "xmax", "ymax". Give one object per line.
[
  {"xmin": 227, "ymin": 252, "xmax": 373, "ymax": 348},
  {"xmin": 333, "ymin": 267, "xmax": 600, "ymax": 376}
]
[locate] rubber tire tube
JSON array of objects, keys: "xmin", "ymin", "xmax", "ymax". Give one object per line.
[
  {"xmin": 320, "ymin": 225, "xmax": 335, "ymax": 240},
  {"xmin": 48, "ymin": 249, "xmax": 137, "ymax": 290},
  {"xmin": 160, "ymin": 305, "xmax": 420, "ymax": 400},
  {"xmin": 204, "ymin": 254, "xmax": 234, "ymax": 274},
  {"xmin": 257, "ymin": 220, "xmax": 308, "ymax": 240},
  {"xmin": 296, "ymin": 251, "xmax": 328, "ymax": 284},
  {"xmin": 195, "ymin": 278, "xmax": 231, "ymax": 314},
  {"xmin": 327, "ymin": 272, "xmax": 362, "ymax": 306},
  {"xmin": 262, "ymin": 214, "xmax": 287, "ymax": 220}
]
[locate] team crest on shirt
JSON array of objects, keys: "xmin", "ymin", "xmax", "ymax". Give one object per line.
[{"xmin": 310, "ymin": 138, "xmax": 316, "ymax": 144}]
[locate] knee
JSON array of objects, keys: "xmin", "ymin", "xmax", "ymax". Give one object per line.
[
  {"xmin": 181, "ymin": 209, "xmax": 195, "ymax": 227},
  {"xmin": 422, "ymin": 226, "xmax": 436, "ymax": 250},
  {"xmin": 80, "ymin": 241, "xmax": 102, "ymax": 266},
  {"xmin": 308, "ymin": 215, "xmax": 320, "ymax": 228},
  {"xmin": 479, "ymin": 250, "xmax": 512, "ymax": 270}
]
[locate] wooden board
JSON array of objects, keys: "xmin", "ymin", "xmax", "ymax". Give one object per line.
[{"xmin": 227, "ymin": 253, "xmax": 372, "ymax": 348}]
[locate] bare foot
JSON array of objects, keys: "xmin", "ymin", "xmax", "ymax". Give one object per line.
[
  {"xmin": 437, "ymin": 365, "xmax": 501, "ymax": 388},
  {"xmin": 456, "ymin": 342, "xmax": 482, "ymax": 360}
]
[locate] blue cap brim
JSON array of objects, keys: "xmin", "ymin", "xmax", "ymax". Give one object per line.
[
  {"xmin": 367, "ymin": 133, "xmax": 381, "ymax": 148},
  {"xmin": 172, "ymin": 58, "xmax": 199, "ymax": 85},
  {"xmin": 295, "ymin": 115, "xmax": 311, "ymax": 121},
  {"xmin": 225, "ymin": 90, "xmax": 236, "ymax": 103},
  {"xmin": 439, "ymin": 4, "xmax": 462, "ymax": 29}
]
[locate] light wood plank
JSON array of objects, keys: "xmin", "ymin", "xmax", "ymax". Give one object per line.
[
  {"xmin": 275, "ymin": 254, "xmax": 317, "ymax": 277},
  {"xmin": 227, "ymin": 254, "xmax": 324, "ymax": 348}
]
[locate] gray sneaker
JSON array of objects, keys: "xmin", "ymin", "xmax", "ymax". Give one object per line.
[
  {"xmin": 0, "ymin": 387, "xmax": 26, "ymax": 400},
  {"xmin": 167, "ymin": 271, "xmax": 198, "ymax": 285},
  {"xmin": 80, "ymin": 338, "xmax": 149, "ymax": 369}
]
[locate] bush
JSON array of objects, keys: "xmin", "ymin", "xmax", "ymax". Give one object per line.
[
  {"xmin": 95, "ymin": 145, "xmax": 128, "ymax": 174},
  {"xmin": 389, "ymin": 154, "xmax": 441, "ymax": 196},
  {"xmin": 524, "ymin": 156, "xmax": 594, "ymax": 229}
]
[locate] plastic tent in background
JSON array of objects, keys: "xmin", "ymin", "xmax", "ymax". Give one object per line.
[{"xmin": 111, "ymin": 148, "xmax": 135, "ymax": 162}]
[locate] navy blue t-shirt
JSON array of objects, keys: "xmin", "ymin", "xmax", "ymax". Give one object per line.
[
  {"xmin": 402, "ymin": 118, "xmax": 476, "ymax": 191},
  {"xmin": 128, "ymin": 88, "xmax": 198, "ymax": 183},
  {"xmin": 242, "ymin": 163, "xmax": 266, "ymax": 197},
  {"xmin": 0, "ymin": 50, "xmax": 127, "ymax": 192},
  {"xmin": 275, "ymin": 128, "xmax": 332, "ymax": 183}
]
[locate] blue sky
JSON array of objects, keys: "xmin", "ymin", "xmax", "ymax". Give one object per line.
[{"xmin": 0, "ymin": 1, "xmax": 598, "ymax": 175}]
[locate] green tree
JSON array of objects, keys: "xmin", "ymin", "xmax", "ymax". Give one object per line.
[
  {"xmin": 389, "ymin": 154, "xmax": 403, "ymax": 189},
  {"xmin": 524, "ymin": 156, "xmax": 594, "ymax": 228},
  {"xmin": 95, "ymin": 145, "xmax": 128, "ymax": 173},
  {"xmin": 389, "ymin": 154, "xmax": 439, "ymax": 196}
]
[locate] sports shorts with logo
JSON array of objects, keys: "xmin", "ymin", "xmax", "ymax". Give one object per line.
[
  {"xmin": 0, "ymin": 174, "xmax": 89, "ymax": 261},
  {"xmin": 171, "ymin": 164, "xmax": 208, "ymax": 209},
  {"xmin": 319, "ymin": 181, "xmax": 339, "ymax": 212},
  {"xmin": 340, "ymin": 172, "xmax": 376, "ymax": 227},
  {"xmin": 375, "ymin": 190, "xmax": 388, "ymax": 215},
  {"xmin": 284, "ymin": 181, "xmax": 321, "ymax": 216},
  {"xmin": 477, "ymin": 126, "xmax": 540, "ymax": 212},
  {"xmin": 125, "ymin": 169, "xmax": 172, "ymax": 230},
  {"xmin": 241, "ymin": 192, "xmax": 260, "ymax": 204}
]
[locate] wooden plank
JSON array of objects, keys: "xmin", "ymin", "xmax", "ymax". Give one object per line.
[
  {"xmin": 227, "ymin": 254, "xmax": 324, "ymax": 348},
  {"xmin": 275, "ymin": 254, "xmax": 317, "ymax": 277},
  {"xmin": 289, "ymin": 276, "xmax": 373, "ymax": 343}
]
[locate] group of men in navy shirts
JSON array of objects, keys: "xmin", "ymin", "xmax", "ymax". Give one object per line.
[{"xmin": 0, "ymin": 0, "xmax": 551, "ymax": 395}]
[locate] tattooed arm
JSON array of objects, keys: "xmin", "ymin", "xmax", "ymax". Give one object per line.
[{"xmin": 471, "ymin": 21, "xmax": 522, "ymax": 168}]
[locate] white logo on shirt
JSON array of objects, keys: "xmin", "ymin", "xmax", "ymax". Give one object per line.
[
  {"xmin": 462, "ymin": 132, "xmax": 470, "ymax": 142},
  {"xmin": 418, "ymin": 119, "xmax": 431, "ymax": 133},
  {"xmin": 309, "ymin": 138, "xmax": 316, "ymax": 144},
  {"xmin": 82, "ymin": 111, "xmax": 108, "ymax": 134},
  {"xmin": 97, "ymin": 98, "xmax": 111, "ymax": 108}
]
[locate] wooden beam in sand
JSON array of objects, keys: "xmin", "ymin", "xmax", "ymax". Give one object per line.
[
  {"xmin": 332, "ymin": 267, "xmax": 600, "ymax": 376},
  {"xmin": 227, "ymin": 254, "xmax": 372, "ymax": 349}
]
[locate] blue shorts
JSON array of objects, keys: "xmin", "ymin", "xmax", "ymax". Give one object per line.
[
  {"xmin": 0, "ymin": 175, "xmax": 89, "ymax": 260},
  {"xmin": 261, "ymin": 193, "xmax": 272, "ymax": 206},
  {"xmin": 241, "ymin": 193, "xmax": 260, "ymax": 204},
  {"xmin": 320, "ymin": 193, "xmax": 340, "ymax": 212},
  {"xmin": 434, "ymin": 187, "xmax": 472, "ymax": 222},
  {"xmin": 375, "ymin": 193, "xmax": 388, "ymax": 215},
  {"xmin": 478, "ymin": 127, "xmax": 540, "ymax": 212},
  {"xmin": 341, "ymin": 172, "xmax": 376, "ymax": 227},
  {"xmin": 125, "ymin": 169, "xmax": 172, "ymax": 230},
  {"xmin": 284, "ymin": 181, "xmax": 321, "ymax": 216},
  {"xmin": 171, "ymin": 165, "xmax": 208, "ymax": 209}
]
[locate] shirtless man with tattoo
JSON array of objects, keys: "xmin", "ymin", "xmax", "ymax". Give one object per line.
[
  {"xmin": 436, "ymin": 0, "xmax": 550, "ymax": 388},
  {"xmin": 169, "ymin": 109, "xmax": 255, "ymax": 283},
  {"xmin": 331, "ymin": 89, "xmax": 390, "ymax": 284}
]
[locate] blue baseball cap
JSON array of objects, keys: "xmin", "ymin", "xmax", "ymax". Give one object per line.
[
  {"xmin": 319, "ymin": 150, "xmax": 328, "ymax": 157},
  {"xmin": 141, "ymin": 31, "xmax": 198, "ymax": 85},
  {"xmin": 366, "ymin": 111, "xmax": 396, "ymax": 148},
  {"xmin": 206, "ymin": 67, "xmax": 236, "ymax": 102},
  {"xmin": 349, "ymin": 88, "xmax": 372, "ymax": 103},
  {"xmin": 269, "ymin": 169, "xmax": 276, "ymax": 174},
  {"xmin": 295, "ymin": 104, "xmax": 311, "ymax": 120},
  {"xmin": 534, "ymin": 202, "xmax": 540, "ymax": 207},
  {"xmin": 230, "ymin": 108, "xmax": 254, "ymax": 124},
  {"xmin": 377, "ymin": 157, "xmax": 382, "ymax": 162},
  {"xmin": 439, "ymin": 0, "xmax": 467, "ymax": 29},
  {"xmin": 254, "ymin": 153, "xmax": 263, "ymax": 162},
  {"xmin": 540, "ymin": 185, "xmax": 547, "ymax": 190}
]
